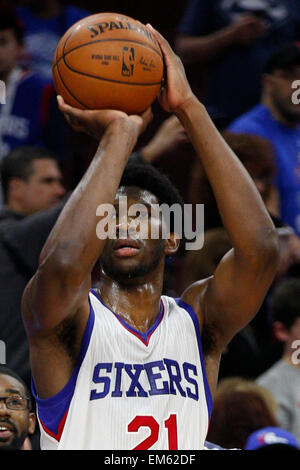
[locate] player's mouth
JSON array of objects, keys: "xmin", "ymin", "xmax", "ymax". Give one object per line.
[
  {"xmin": 0, "ymin": 423, "xmax": 15, "ymax": 441},
  {"xmin": 113, "ymin": 238, "xmax": 141, "ymax": 258}
]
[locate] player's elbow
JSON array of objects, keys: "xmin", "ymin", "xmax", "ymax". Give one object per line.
[{"xmin": 252, "ymin": 227, "xmax": 280, "ymax": 271}]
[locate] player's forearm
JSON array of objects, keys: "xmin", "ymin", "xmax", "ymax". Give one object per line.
[
  {"xmin": 175, "ymin": 28, "xmax": 236, "ymax": 65},
  {"xmin": 39, "ymin": 122, "xmax": 137, "ymax": 276},
  {"xmin": 176, "ymin": 98, "xmax": 278, "ymax": 257}
]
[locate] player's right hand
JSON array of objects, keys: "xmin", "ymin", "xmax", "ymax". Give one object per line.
[
  {"xmin": 57, "ymin": 96, "xmax": 153, "ymax": 140},
  {"xmin": 146, "ymin": 24, "xmax": 196, "ymax": 114}
]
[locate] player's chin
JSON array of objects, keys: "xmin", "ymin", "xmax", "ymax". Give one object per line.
[
  {"xmin": 106, "ymin": 260, "xmax": 147, "ymax": 283},
  {"xmin": 111, "ymin": 252, "xmax": 143, "ymax": 272}
]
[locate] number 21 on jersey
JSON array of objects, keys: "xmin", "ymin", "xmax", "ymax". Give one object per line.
[{"xmin": 128, "ymin": 414, "xmax": 178, "ymax": 450}]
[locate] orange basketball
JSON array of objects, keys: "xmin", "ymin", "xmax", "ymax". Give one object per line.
[{"xmin": 52, "ymin": 12, "xmax": 164, "ymax": 114}]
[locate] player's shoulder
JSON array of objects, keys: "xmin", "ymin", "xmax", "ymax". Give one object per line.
[{"xmin": 180, "ymin": 277, "xmax": 212, "ymax": 309}]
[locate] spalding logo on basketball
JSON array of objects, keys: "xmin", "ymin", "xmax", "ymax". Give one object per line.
[{"xmin": 52, "ymin": 13, "xmax": 164, "ymax": 114}]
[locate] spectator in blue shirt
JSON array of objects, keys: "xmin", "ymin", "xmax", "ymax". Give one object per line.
[
  {"xmin": 229, "ymin": 43, "xmax": 300, "ymax": 236},
  {"xmin": 0, "ymin": 3, "xmax": 69, "ymax": 167},
  {"xmin": 176, "ymin": 0, "xmax": 300, "ymax": 126},
  {"xmin": 15, "ymin": 0, "xmax": 90, "ymax": 79}
]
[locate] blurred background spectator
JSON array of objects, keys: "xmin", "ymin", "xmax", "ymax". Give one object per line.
[
  {"xmin": 229, "ymin": 43, "xmax": 300, "ymax": 237},
  {"xmin": 15, "ymin": 0, "xmax": 90, "ymax": 79},
  {"xmin": 257, "ymin": 278, "xmax": 300, "ymax": 441},
  {"xmin": 0, "ymin": 2, "xmax": 69, "ymax": 175},
  {"xmin": 175, "ymin": 0, "xmax": 300, "ymax": 127},
  {"xmin": 205, "ymin": 377, "xmax": 278, "ymax": 449},
  {"xmin": 0, "ymin": 145, "xmax": 65, "ymax": 218},
  {"xmin": 245, "ymin": 426, "xmax": 300, "ymax": 451},
  {"xmin": 0, "ymin": 3, "xmax": 52, "ymax": 162},
  {"xmin": 0, "ymin": 146, "xmax": 66, "ymax": 389},
  {"xmin": 0, "ymin": 366, "xmax": 36, "ymax": 450}
]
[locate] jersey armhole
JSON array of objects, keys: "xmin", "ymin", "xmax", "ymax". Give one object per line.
[
  {"xmin": 31, "ymin": 298, "xmax": 95, "ymax": 441},
  {"xmin": 175, "ymin": 297, "xmax": 213, "ymax": 420}
]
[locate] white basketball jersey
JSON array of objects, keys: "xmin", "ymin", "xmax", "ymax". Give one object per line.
[{"xmin": 32, "ymin": 290, "xmax": 213, "ymax": 450}]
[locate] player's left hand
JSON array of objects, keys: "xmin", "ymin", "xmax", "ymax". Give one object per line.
[
  {"xmin": 57, "ymin": 96, "xmax": 153, "ymax": 140},
  {"xmin": 146, "ymin": 24, "xmax": 196, "ymax": 114}
]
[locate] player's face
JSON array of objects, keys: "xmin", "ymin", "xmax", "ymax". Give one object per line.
[
  {"xmin": 0, "ymin": 374, "xmax": 35, "ymax": 450},
  {"xmin": 17, "ymin": 159, "xmax": 66, "ymax": 214},
  {"xmin": 99, "ymin": 186, "xmax": 167, "ymax": 283},
  {"xmin": 268, "ymin": 66, "xmax": 300, "ymax": 125},
  {"xmin": 0, "ymin": 29, "xmax": 22, "ymax": 79}
]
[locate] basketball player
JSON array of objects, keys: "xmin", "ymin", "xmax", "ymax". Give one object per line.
[{"xmin": 21, "ymin": 25, "xmax": 279, "ymax": 450}]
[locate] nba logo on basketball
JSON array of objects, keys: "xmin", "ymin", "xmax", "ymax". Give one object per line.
[
  {"xmin": 0, "ymin": 80, "xmax": 5, "ymax": 104},
  {"xmin": 122, "ymin": 47, "xmax": 135, "ymax": 77}
]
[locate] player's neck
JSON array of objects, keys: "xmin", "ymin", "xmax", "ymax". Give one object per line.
[{"xmin": 95, "ymin": 270, "xmax": 164, "ymax": 334}]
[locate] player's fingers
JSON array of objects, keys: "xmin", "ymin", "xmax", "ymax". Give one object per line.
[
  {"xmin": 146, "ymin": 24, "xmax": 174, "ymax": 57},
  {"xmin": 130, "ymin": 107, "xmax": 153, "ymax": 134},
  {"xmin": 57, "ymin": 95, "xmax": 84, "ymax": 123},
  {"xmin": 63, "ymin": 112, "xmax": 81, "ymax": 130},
  {"xmin": 140, "ymin": 107, "xmax": 153, "ymax": 124}
]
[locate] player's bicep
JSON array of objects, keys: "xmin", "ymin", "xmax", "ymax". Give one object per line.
[
  {"xmin": 22, "ymin": 268, "xmax": 91, "ymax": 398},
  {"xmin": 202, "ymin": 248, "xmax": 275, "ymax": 349}
]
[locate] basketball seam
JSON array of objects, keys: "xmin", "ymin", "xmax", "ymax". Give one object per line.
[
  {"xmin": 55, "ymin": 48, "xmax": 90, "ymax": 109},
  {"xmin": 55, "ymin": 36, "xmax": 163, "ymax": 87},
  {"xmin": 53, "ymin": 37, "xmax": 162, "ymax": 70}
]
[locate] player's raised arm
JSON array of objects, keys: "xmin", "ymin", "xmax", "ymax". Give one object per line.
[
  {"xmin": 147, "ymin": 24, "xmax": 279, "ymax": 350},
  {"xmin": 22, "ymin": 104, "xmax": 151, "ymax": 397}
]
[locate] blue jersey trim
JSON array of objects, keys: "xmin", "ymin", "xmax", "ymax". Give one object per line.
[
  {"xmin": 90, "ymin": 288, "xmax": 164, "ymax": 345},
  {"xmin": 175, "ymin": 298, "xmax": 213, "ymax": 420},
  {"xmin": 31, "ymin": 299, "xmax": 95, "ymax": 438}
]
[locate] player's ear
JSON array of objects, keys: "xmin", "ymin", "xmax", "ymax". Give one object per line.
[{"xmin": 164, "ymin": 232, "xmax": 180, "ymax": 255}]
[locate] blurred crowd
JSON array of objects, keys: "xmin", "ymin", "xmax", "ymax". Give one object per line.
[{"xmin": 0, "ymin": 0, "xmax": 300, "ymax": 451}]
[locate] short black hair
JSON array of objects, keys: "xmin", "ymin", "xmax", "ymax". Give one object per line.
[
  {"xmin": 119, "ymin": 162, "xmax": 184, "ymax": 235},
  {"xmin": 0, "ymin": 2, "xmax": 24, "ymax": 44},
  {"xmin": 270, "ymin": 278, "xmax": 300, "ymax": 329},
  {"xmin": 0, "ymin": 146, "xmax": 59, "ymax": 202},
  {"xmin": 0, "ymin": 366, "xmax": 32, "ymax": 410},
  {"xmin": 264, "ymin": 43, "xmax": 300, "ymax": 74}
]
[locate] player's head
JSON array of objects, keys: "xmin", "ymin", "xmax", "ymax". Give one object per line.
[
  {"xmin": 0, "ymin": 3, "xmax": 24, "ymax": 79},
  {"xmin": 0, "ymin": 146, "xmax": 66, "ymax": 215},
  {"xmin": 270, "ymin": 278, "xmax": 300, "ymax": 351},
  {"xmin": 263, "ymin": 43, "xmax": 300, "ymax": 126},
  {"xmin": 99, "ymin": 162, "xmax": 183, "ymax": 284},
  {"xmin": 0, "ymin": 366, "xmax": 35, "ymax": 450}
]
